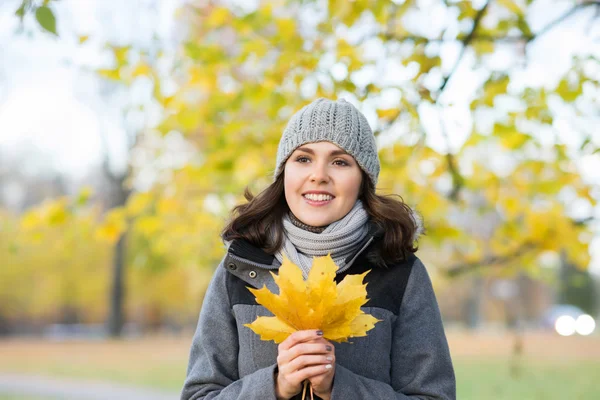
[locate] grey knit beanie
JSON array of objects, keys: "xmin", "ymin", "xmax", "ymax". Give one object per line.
[{"xmin": 274, "ymin": 98, "xmax": 380, "ymax": 186}]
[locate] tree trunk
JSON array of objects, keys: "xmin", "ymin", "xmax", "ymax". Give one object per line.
[
  {"xmin": 107, "ymin": 231, "xmax": 126, "ymax": 337},
  {"xmin": 465, "ymin": 276, "xmax": 484, "ymax": 329},
  {"xmin": 105, "ymin": 178, "xmax": 130, "ymax": 338}
]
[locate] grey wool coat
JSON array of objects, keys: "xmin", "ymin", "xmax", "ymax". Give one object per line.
[{"xmin": 181, "ymin": 226, "xmax": 456, "ymax": 400}]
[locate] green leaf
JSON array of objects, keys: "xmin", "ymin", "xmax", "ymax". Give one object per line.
[
  {"xmin": 35, "ymin": 6, "xmax": 57, "ymax": 36},
  {"xmin": 480, "ymin": 75, "xmax": 509, "ymax": 107},
  {"xmin": 556, "ymin": 78, "xmax": 582, "ymax": 102},
  {"xmin": 15, "ymin": 1, "xmax": 27, "ymax": 20},
  {"xmin": 97, "ymin": 68, "xmax": 121, "ymax": 81},
  {"xmin": 580, "ymin": 137, "xmax": 591, "ymax": 151},
  {"xmin": 494, "ymin": 123, "xmax": 530, "ymax": 150},
  {"xmin": 457, "ymin": 1, "xmax": 477, "ymax": 20},
  {"xmin": 497, "ymin": 0, "xmax": 524, "ymax": 16},
  {"xmin": 472, "ymin": 40, "xmax": 495, "ymax": 55},
  {"xmin": 8, "ymin": 243, "xmax": 18, "ymax": 255},
  {"xmin": 516, "ymin": 16, "xmax": 532, "ymax": 37},
  {"xmin": 76, "ymin": 187, "xmax": 93, "ymax": 206}
]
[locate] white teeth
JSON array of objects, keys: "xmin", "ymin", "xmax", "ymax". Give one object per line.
[{"xmin": 304, "ymin": 194, "xmax": 332, "ymax": 201}]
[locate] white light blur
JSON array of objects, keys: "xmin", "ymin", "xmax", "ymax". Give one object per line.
[
  {"xmin": 555, "ymin": 315, "xmax": 576, "ymax": 336},
  {"xmin": 575, "ymin": 315, "xmax": 596, "ymax": 336}
]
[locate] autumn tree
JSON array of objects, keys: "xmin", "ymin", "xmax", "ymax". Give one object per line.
[
  {"xmin": 132, "ymin": 0, "xmax": 598, "ymax": 276},
  {"xmin": 8, "ymin": 0, "xmax": 599, "ymax": 330}
]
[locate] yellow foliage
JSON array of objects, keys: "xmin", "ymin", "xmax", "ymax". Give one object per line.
[
  {"xmin": 96, "ymin": 220, "xmax": 124, "ymax": 243},
  {"xmin": 127, "ymin": 192, "xmax": 153, "ymax": 216},
  {"xmin": 497, "ymin": 0, "xmax": 524, "ymax": 15},
  {"xmin": 472, "ymin": 41, "xmax": 495, "ymax": 55},
  {"xmin": 48, "ymin": 203, "xmax": 68, "ymax": 225},
  {"xmin": 244, "ymin": 255, "xmax": 380, "ymax": 344},
  {"xmin": 500, "ymin": 196, "xmax": 521, "ymax": 219},
  {"xmin": 565, "ymin": 240, "xmax": 591, "ymax": 268},
  {"xmin": 96, "ymin": 208, "xmax": 127, "ymax": 243},
  {"xmin": 188, "ymin": 65, "xmax": 217, "ymax": 90},
  {"xmin": 496, "ymin": 125, "xmax": 530, "ymax": 150},
  {"xmin": 20, "ymin": 211, "xmax": 42, "ymax": 230},
  {"xmin": 135, "ymin": 216, "xmax": 161, "ymax": 237},
  {"xmin": 97, "ymin": 68, "xmax": 120, "ymax": 81},
  {"xmin": 276, "ymin": 19, "xmax": 296, "ymax": 39},
  {"xmin": 132, "ymin": 62, "xmax": 151, "ymax": 78},
  {"xmin": 8, "ymin": 0, "xmax": 599, "ymax": 327},
  {"xmin": 76, "ymin": 186, "xmax": 93, "ymax": 206},
  {"xmin": 377, "ymin": 108, "xmax": 400, "ymax": 121},
  {"xmin": 157, "ymin": 198, "xmax": 180, "ymax": 214},
  {"xmin": 21, "ymin": 199, "xmax": 70, "ymax": 229},
  {"xmin": 206, "ymin": 7, "xmax": 230, "ymax": 28},
  {"xmin": 243, "ymin": 39, "xmax": 270, "ymax": 58}
]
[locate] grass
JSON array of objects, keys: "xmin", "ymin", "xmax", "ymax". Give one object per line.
[
  {"xmin": 456, "ymin": 358, "xmax": 600, "ymax": 399},
  {"xmin": 0, "ymin": 336, "xmax": 187, "ymax": 391},
  {"xmin": 451, "ymin": 331, "xmax": 600, "ymax": 400},
  {"xmin": 0, "ymin": 331, "xmax": 599, "ymax": 399}
]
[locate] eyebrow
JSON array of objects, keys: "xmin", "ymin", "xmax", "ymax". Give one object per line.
[{"xmin": 296, "ymin": 146, "xmax": 350, "ymax": 157}]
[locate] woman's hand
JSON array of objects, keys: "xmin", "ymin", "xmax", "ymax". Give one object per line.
[{"xmin": 275, "ymin": 330, "xmax": 335, "ymax": 400}]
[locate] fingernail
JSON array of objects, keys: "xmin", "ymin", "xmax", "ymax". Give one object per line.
[
  {"xmin": 325, "ymin": 364, "xmax": 332, "ymax": 369},
  {"xmin": 326, "ymin": 356, "xmax": 333, "ymax": 361},
  {"xmin": 326, "ymin": 345, "xmax": 332, "ymax": 351},
  {"xmin": 316, "ymin": 330, "xmax": 323, "ymax": 336}
]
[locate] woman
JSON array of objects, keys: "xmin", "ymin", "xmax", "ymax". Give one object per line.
[{"xmin": 181, "ymin": 98, "xmax": 456, "ymax": 400}]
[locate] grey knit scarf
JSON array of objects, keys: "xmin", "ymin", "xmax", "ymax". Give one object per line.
[{"xmin": 274, "ymin": 200, "xmax": 370, "ymax": 278}]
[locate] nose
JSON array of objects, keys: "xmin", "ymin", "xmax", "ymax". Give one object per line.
[{"xmin": 309, "ymin": 162, "xmax": 330, "ymax": 183}]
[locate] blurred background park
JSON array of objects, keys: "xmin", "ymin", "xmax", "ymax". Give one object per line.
[{"xmin": 0, "ymin": 0, "xmax": 599, "ymax": 398}]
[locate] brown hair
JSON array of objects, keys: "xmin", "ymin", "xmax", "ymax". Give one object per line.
[{"xmin": 221, "ymin": 172, "xmax": 420, "ymax": 266}]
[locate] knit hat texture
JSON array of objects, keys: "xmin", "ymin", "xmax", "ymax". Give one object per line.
[{"xmin": 274, "ymin": 98, "xmax": 380, "ymax": 186}]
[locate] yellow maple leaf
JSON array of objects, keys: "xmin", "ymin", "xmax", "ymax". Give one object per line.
[{"xmin": 244, "ymin": 255, "xmax": 380, "ymax": 344}]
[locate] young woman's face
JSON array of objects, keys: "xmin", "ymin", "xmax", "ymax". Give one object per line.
[{"xmin": 284, "ymin": 141, "xmax": 363, "ymax": 227}]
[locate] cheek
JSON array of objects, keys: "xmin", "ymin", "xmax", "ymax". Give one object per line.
[
  {"xmin": 341, "ymin": 172, "xmax": 362, "ymax": 200},
  {"xmin": 283, "ymin": 166, "xmax": 302, "ymax": 197}
]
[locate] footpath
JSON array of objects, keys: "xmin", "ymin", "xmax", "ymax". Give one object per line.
[{"xmin": 0, "ymin": 373, "xmax": 179, "ymax": 400}]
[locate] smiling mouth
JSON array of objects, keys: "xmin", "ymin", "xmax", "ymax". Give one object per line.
[{"xmin": 302, "ymin": 193, "xmax": 334, "ymax": 202}]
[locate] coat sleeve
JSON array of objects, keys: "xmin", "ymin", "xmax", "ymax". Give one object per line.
[
  {"xmin": 180, "ymin": 263, "xmax": 278, "ymax": 400},
  {"xmin": 330, "ymin": 258, "xmax": 456, "ymax": 399}
]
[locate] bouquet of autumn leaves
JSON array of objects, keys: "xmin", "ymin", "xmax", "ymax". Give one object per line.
[{"xmin": 244, "ymin": 254, "xmax": 380, "ymax": 399}]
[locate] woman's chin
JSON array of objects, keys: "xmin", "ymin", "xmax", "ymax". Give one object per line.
[{"xmin": 295, "ymin": 215, "xmax": 333, "ymax": 227}]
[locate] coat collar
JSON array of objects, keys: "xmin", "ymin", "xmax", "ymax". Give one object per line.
[
  {"xmin": 227, "ymin": 221, "xmax": 384, "ymax": 268},
  {"xmin": 223, "ymin": 222, "xmax": 384, "ymax": 290}
]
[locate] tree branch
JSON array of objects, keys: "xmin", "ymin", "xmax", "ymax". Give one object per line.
[
  {"xmin": 380, "ymin": 33, "xmax": 533, "ymax": 43},
  {"xmin": 427, "ymin": 2, "xmax": 491, "ymax": 203},
  {"xmin": 98, "ymin": 124, "xmax": 116, "ymax": 182},
  {"xmin": 586, "ymin": 2, "xmax": 600, "ymax": 34},
  {"xmin": 444, "ymin": 213, "xmax": 597, "ymax": 277},
  {"xmin": 382, "ymin": 1, "xmax": 600, "ymax": 46},
  {"xmin": 445, "ymin": 241, "xmax": 537, "ymax": 278},
  {"xmin": 437, "ymin": 1, "xmax": 490, "ymax": 96},
  {"xmin": 573, "ymin": 216, "xmax": 596, "ymax": 226},
  {"xmin": 528, "ymin": 1, "xmax": 600, "ymax": 45}
]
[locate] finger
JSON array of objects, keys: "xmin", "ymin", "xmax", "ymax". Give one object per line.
[
  {"xmin": 288, "ymin": 342, "xmax": 333, "ymax": 360},
  {"xmin": 287, "ymin": 363, "xmax": 333, "ymax": 383},
  {"xmin": 287, "ymin": 354, "xmax": 334, "ymax": 372},
  {"xmin": 308, "ymin": 366, "xmax": 335, "ymax": 384},
  {"xmin": 279, "ymin": 329, "xmax": 323, "ymax": 351},
  {"xmin": 277, "ymin": 342, "xmax": 332, "ymax": 366},
  {"xmin": 305, "ymin": 337, "xmax": 335, "ymax": 350}
]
